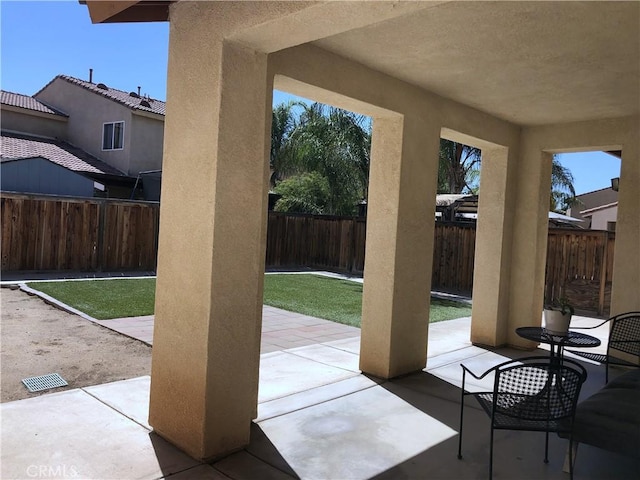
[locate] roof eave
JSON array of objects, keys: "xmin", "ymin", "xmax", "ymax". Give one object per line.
[
  {"xmin": 132, "ymin": 109, "xmax": 164, "ymax": 121},
  {"xmin": 1, "ymin": 104, "xmax": 68, "ymax": 121},
  {"xmin": 82, "ymin": 1, "xmax": 173, "ymax": 24}
]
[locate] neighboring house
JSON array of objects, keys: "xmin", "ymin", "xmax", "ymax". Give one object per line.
[
  {"xmin": 34, "ymin": 75, "xmax": 165, "ymax": 177},
  {"xmin": 580, "ymin": 202, "xmax": 618, "ymax": 231},
  {"xmin": 567, "ymin": 187, "xmax": 619, "ymax": 231},
  {"xmin": 1, "ymin": 90, "xmax": 68, "ymax": 139},
  {"xmin": 1, "ymin": 132, "xmax": 132, "ymax": 198},
  {"xmin": 1, "ymin": 75, "xmax": 166, "ymax": 199}
]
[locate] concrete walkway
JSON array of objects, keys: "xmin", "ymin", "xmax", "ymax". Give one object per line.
[{"xmin": 94, "ymin": 306, "xmax": 361, "ymax": 353}]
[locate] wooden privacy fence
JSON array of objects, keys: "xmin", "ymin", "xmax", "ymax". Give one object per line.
[
  {"xmin": 431, "ymin": 223, "xmax": 476, "ymax": 292},
  {"xmin": 1, "ymin": 193, "xmax": 616, "ymax": 316},
  {"xmin": 266, "ymin": 212, "xmax": 366, "ymax": 273},
  {"xmin": 266, "ymin": 213, "xmax": 477, "ymax": 291},
  {"xmin": 545, "ymin": 229, "xmax": 615, "ymax": 317},
  {"xmin": 1, "ymin": 193, "xmax": 159, "ymax": 272}
]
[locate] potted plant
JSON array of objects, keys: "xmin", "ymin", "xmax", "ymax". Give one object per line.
[{"xmin": 544, "ymin": 296, "xmax": 574, "ymax": 335}]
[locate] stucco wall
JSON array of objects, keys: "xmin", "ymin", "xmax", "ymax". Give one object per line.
[
  {"xmin": 0, "ymin": 109, "xmax": 67, "ymax": 139},
  {"xmin": 130, "ymin": 113, "xmax": 164, "ymax": 174},
  {"xmin": 567, "ymin": 187, "xmax": 618, "ymax": 224},
  {"xmin": 586, "ymin": 205, "xmax": 618, "ymax": 231},
  {"xmin": 35, "ymin": 78, "xmax": 132, "ymax": 174},
  {"xmin": 1, "ymin": 157, "xmax": 94, "ymax": 197}
]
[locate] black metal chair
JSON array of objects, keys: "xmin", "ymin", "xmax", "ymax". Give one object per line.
[
  {"xmin": 568, "ymin": 311, "xmax": 640, "ymax": 383},
  {"xmin": 457, "ymin": 356, "xmax": 587, "ymax": 479}
]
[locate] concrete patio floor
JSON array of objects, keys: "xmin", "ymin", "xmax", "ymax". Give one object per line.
[
  {"xmin": 2, "ymin": 278, "xmax": 634, "ymax": 479},
  {"xmin": 3, "ymin": 319, "xmax": 638, "ymax": 479}
]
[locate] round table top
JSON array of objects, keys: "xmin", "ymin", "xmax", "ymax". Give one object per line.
[{"xmin": 516, "ymin": 326, "xmax": 601, "ymax": 348}]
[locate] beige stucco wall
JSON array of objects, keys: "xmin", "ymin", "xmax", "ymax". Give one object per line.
[
  {"xmin": 129, "ymin": 113, "xmax": 164, "ymax": 174},
  {"xmin": 35, "ymin": 79, "xmax": 133, "ymax": 174},
  {"xmin": 567, "ymin": 187, "xmax": 618, "ymax": 226},
  {"xmin": 0, "ymin": 108, "xmax": 67, "ymax": 139},
  {"xmin": 149, "ymin": 0, "xmax": 310, "ymax": 461},
  {"xmin": 584, "ymin": 205, "xmax": 618, "ymax": 231},
  {"xmin": 360, "ymin": 114, "xmax": 440, "ymax": 378}
]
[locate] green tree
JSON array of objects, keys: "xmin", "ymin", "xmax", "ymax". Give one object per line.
[
  {"xmin": 273, "ymin": 172, "xmax": 330, "ymax": 215},
  {"xmin": 270, "ymin": 101, "xmax": 300, "ymax": 187},
  {"xmin": 437, "ymin": 142, "xmax": 577, "ymax": 213},
  {"xmin": 437, "ymin": 140, "xmax": 482, "ymax": 194},
  {"xmin": 272, "ymin": 102, "xmax": 371, "ymax": 215},
  {"xmin": 550, "ymin": 155, "xmax": 577, "ymax": 213}
]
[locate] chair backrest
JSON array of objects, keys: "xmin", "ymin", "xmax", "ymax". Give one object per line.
[
  {"xmin": 609, "ymin": 312, "xmax": 640, "ymax": 358},
  {"xmin": 492, "ymin": 357, "xmax": 587, "ymax": 422}
]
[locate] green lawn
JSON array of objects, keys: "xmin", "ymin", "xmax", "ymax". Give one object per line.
[
  {"xmin": 30, "ymin": 278, "xmax": 157, "ymax": 320},
  {"xmin": 28, "ymin": 274, "xmax": 472, "ymax": 326}
]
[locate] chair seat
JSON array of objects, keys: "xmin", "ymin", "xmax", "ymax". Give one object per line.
[
  {"xmin": 569, "ymin": 311, "xmax": 640, "ymax": 383},
  {"xmin": 475, "ymin": 393, "xmax": 571, "ymax": 432},
  {"xmin": 567, "ymin": 349, "xmax": 639, "ymax": 367}
]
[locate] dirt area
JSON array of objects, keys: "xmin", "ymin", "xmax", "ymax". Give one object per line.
[{"xmin": 1, "ymin": 287, "xmax": 151, "ymax": 402}]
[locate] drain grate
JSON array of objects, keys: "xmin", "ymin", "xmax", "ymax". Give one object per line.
[{"xmin": 22, "ymin": 373, "xmax": 68, "ymax": 392}]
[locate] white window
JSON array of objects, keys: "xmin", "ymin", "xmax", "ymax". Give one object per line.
[{"xmin": 102, "ymin": 121, "xmax": 124, "ymax": 150}]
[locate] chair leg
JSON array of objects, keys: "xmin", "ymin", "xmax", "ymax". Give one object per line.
[
  {"xmin": 563, "ymin": 440, "xmax": 579, "ymax": 477},
  {"xmin": 569, "ymin": 438, "xmax": 577, "ymax": 480},
  {"xmin": 489, "ymin": 426, "xmax": 494, "ymax": 479},
  {"xmin": 544, "ymin": 430, "xmax": 549, "ymax": 463},
  {"xmin": 458, "ymin": 386, "xmax": 464, "ymax": 459}
]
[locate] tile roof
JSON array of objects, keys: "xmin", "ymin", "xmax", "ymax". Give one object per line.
[
  {"xmin": 0, "ymin": 132, "xmax": 125, "ymax": 176},
  {"xmin": 36, "ymin": 75, "xmax": 166, "ymax": 116},
  {"xmin": 1, "ymin": 90, "xmax": 68, "ymax": 117}
]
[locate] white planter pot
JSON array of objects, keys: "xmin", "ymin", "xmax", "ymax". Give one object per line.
[{"xmin": 544, "ymin": 309, "xmax": 572, "ymax": 335}]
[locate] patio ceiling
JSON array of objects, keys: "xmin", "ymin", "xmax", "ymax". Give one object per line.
[
  {"xmin": 85, "ymin": 1, "xmax": 639, "ymax": 128},
  {"xmin": 313, "ymin": 1, "xmax": 639, "ymax": 126}
]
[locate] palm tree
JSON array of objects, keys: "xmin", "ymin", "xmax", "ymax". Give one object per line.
[
  {"xmin": 550, "ymin": 155, "xmax": 577, "ymax": 212},
  {"xmin": 270, "ymin": 101, "xmax": 302, "ymax": 187},
  {"xmin": 437, "ymin": 142, "xmax": 576, "ymax": 213},
  {"xmin": 273, "ymin": 102, "xmax": 371, "ymax": 215}
]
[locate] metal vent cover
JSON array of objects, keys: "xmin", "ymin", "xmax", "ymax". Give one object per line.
[{"xmin": 22, "ymin": 373, "xmax": 68, "ymax": 392}]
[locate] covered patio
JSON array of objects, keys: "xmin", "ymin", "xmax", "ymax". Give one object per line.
[
  {"xmin": 3, "ymin": 323, "xmax": 638, "ymax": 479},
  {"xmin": 80, "ymin": 0, "xmax": 639, "ymax": 470}
]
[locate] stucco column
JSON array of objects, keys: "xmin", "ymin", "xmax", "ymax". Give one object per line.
[
  {"xmin": 505, "ymin": 134, "xmax": 554, "ymax": 346},
  {"xmin": 148, "ymin": 6, "xmax": 271, "ymax": 460},
  {"xmin": 470, "ymin": 146, "xmax": 515, "ymax": 346},
  {"xmin": 360, "ymin": 115, "xmax": 439, "ymax": 378},
  {"xmin": 611, "ymin": 131, "xmax": 640, "ymax": 313}
]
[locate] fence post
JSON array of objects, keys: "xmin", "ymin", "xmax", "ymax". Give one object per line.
[
  {"xmin": 597, "ymin": 230, "xmax": 609, "ymax": 316},
  {"xmin": 96, "ymin": 199, "xmax": 106, "ymax": 272},
  {"xmin": 349, "ymin": 217, "xmax": 357, "ymax": 274}
]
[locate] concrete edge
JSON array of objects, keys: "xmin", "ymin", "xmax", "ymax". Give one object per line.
[
  {"xmin": 16, "ymin": 283, "xmax": 153, "ymax": 347},
  {"xmin": 18, "ymin": 283, "xmax": 100, "ymax": 323}
]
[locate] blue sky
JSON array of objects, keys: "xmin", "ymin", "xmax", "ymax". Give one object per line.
[{"xmin": 1, "ymin": 1, "xmax": 619, "ymax": 195}]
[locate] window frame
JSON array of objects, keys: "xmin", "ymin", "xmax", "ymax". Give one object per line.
[{"xmin": 102, "ymin": 121, "xmax": 125, "ymax": 151}]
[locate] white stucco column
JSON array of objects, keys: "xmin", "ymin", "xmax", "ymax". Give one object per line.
[
  {"xmin": 148, "ymin": 4, "xmax": 271, "ymax": 460},
  {"xmin": 360, "ymin": 114, "xmax": 440, "ymax": 378},
  {"xmin": 470, "ymin": 145, "xmax": 516, "ymax": 346},
  {"xmin": 611, "ymin": 128, "xmax": 640, "ymax": 313}
]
